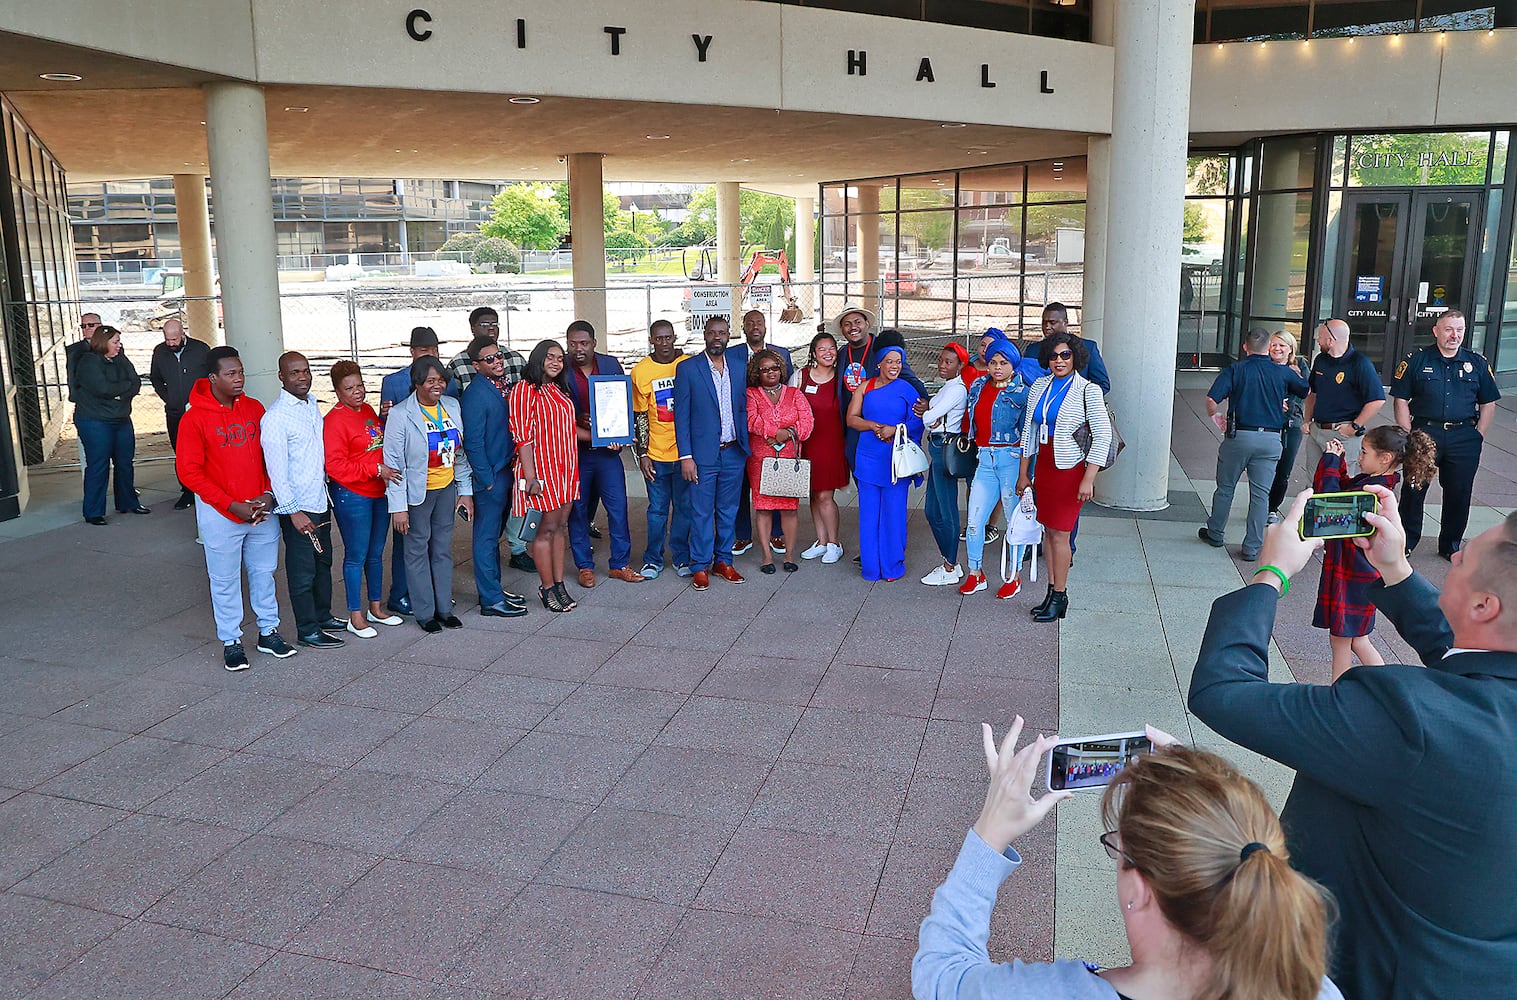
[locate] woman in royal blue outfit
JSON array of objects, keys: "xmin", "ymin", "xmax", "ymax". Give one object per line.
[{"xmin": 846, "ymin": 345, "xmax": 924, "ymax": 581}]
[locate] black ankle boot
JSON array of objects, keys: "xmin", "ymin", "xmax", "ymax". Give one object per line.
[
  {"xmin": 1032, "ymin": 589, "xmax": 1068, "ymax": 623},
  {"xmin": 1030, "ymin": 584, "xmax": 1056, "ymax": 616}
]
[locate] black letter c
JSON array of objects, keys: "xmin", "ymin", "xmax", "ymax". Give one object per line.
[{"xmin": 406, "ymin": 8, "xmax": 433, "ymax": 41}]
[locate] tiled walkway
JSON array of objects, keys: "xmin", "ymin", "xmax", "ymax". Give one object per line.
[{"xmin": 1, "ymin": 379, "xmax": 1512, "ymax": 998}]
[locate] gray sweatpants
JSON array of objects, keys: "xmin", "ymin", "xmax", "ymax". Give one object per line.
[
  {"xmin": 1205, "ymin": 429, "xmax": 1283, "ymax": 557},
  {"xmin": 403, "ymin": 481, "xmax": 458, "ymax": 622}
]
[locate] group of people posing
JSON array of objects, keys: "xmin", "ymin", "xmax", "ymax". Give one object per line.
[{"xmin": 1201, "ymin": 312, "xmax": 1501, "ymax": 679}]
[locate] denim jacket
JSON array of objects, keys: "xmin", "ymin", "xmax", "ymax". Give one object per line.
[{"xmin": 965, "ymin": 374, "xmax": 1029, "ymax": 450}]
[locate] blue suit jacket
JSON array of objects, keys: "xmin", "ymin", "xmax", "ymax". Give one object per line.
[
  {"xmin": 1189, "ymin": 573, "xmax": 1517, "ymax": 999},
  {"xmin": 673, "ymin": 352, "xmax": 750, "ymax": 466},
  {"xmin": 459, "ymin": 376, "xmax": 515, "ymax": 493},
  {"xmin": 1017, "ymin": 338, "xmax": 1111, "ymax": 393},
  {"xmin": 380, "ymin": 365, "xmax": 459, "ymax": 408}
]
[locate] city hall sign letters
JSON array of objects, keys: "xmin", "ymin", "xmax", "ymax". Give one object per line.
[{"xmin": 403, "ymin": 10, "xmax": 1058, "ymax": 94}]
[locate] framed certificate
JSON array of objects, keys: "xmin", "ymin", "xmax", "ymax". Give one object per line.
[{"xmin": 589, "ymin": 374, "xmax": 635, "ymax": 447}]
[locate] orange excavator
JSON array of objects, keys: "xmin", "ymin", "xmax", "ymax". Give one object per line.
[{"xmin": 682, "ymin": 247, "xmax": 805, "ymax": 329}]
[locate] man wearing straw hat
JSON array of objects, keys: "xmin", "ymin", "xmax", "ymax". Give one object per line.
[{"xmin": 833, "ymin": 302, "xmax": 927, "ymax": 473}]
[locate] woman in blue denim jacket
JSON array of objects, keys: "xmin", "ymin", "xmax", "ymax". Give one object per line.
[{"xmin": 958, "ymin": 340, "xmax": 1031, "ymax": 599}]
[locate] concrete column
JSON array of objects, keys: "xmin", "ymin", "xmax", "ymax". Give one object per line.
[
  {"xmin": 795, "ymin": 195, "xmax": 816, "ymax": 318},
  {"xmin": 567, "ymin": 153, "xmax": 608, "ymax": 335},
  {"xmin": 854, "ymin": 184, "xmax": 881, "ymax": 321},
  {"xmin": 1081, "ymin": 0, "xmax": 1114, "ymax": 349},
  {"xmin": 171, "ymin": 174, "xmax": 220, "ymax": 347},
  {"xmin": 716, "ymin": 180, "xmax": 742, "ymax": 286},
  {"xmin": 203, "ymin": 82, "xmax": 283, "ymax": 401},
  {"xmin": 1093, "ymin": 0, "xmax": 1196, "ymax": 511}
]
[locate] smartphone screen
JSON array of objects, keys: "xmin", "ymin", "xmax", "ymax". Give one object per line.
[
  {"xmin": 1299, "ymin": 490, "xmax": 1377, "ymax": 540},
  {"xmin": 1046, "ymin": 732, "xmax": 1153, "ymax": 792}
]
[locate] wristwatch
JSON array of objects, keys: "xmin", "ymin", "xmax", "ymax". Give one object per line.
[{"xmin": 1350, "ymin": 422, "xmax": 1365, "ymax": 436}]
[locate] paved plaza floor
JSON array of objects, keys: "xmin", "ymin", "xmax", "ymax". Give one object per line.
[{"xmin": 2, "ymin": 376, "xmax": 1513, "ymax": 999}]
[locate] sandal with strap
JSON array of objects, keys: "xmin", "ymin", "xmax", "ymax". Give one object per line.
[
  {"xmin": 553, "ymin": 581, "xmax": 578, "ymax": 610},
  {"xmin": 540, "ymin": 586, "xmax": 572, "ymax": 613}
]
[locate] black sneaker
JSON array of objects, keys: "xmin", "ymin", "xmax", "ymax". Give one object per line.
[
  {"xmin": 508, "ymin": 552, "xmax": 537, "ymax": 573},
  {"xmin": 386, "ymin": 596, "xmax": 413, "ymax": 616},
  {"xmin": 436, "ymin": 614, "xmax": 464, "ymax": 629},
  {"xmin": 223, "ymin": 642, "xmax": 250, "ymax": 672},
  {"xmin": 174, "ymin": 490, "xmax": 195, "ymax": 510},
  {"xmin": 297, "ymin": 631, "xmax": 345, "ymax": 649},
  {"xmin": 256, "ymin": 631, "xmax": 297, "ymax": 658}
]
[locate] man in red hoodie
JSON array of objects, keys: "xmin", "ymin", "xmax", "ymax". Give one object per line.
[{"xmin": 176, "ymin": 346, "xmax": 297, "ymax": 671}]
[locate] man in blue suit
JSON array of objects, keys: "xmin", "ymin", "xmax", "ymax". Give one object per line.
[
  {"xmin": 377, "ymin": 326, "xmax": 459, "ymax": 616},
  {"xmin": 459, "ymin": 336, "xmax": 529, "ymax": 618},
  {"xmin": 674, "ymin": 315, "xmax": 749, "ymax": 591},
  {"xmin": 565, "ymin": 320, "xmax": 645, "ymax": 587},
  {"xmin": 1041, "ymin": 302, "xmax": 1110, "ymax": 393}
]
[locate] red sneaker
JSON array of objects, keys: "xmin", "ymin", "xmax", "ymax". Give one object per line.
[
  {"xmin": 996, "ymin": 579, "xmax": 1022, "ymax": 600},
  {"xmin": 958, "ymin": 573, "xmax": 987, "ymax": 596}
]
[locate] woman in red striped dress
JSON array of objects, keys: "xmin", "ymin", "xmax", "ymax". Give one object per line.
[{"xmin": 509, "ymin": 340, "xmax": 581, "ymax": 613}]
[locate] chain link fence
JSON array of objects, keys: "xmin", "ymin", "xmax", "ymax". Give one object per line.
[{"xmin": 12, "ymin": 267, "xmax": 1086, "ymax": 468}]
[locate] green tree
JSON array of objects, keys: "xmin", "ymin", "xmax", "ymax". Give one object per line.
[
  {"xmin": 673, "ymin": 186, "xmax": 794, "ymax": 252},
  {"xmin": 471, "ymin": 237, "xmax": 520, "ymax": 272},
  {"xmin": 1183, "ymin": 202, "xmax": 1209, "ymax": 244},
  {"xmin": 548, "ymin": 182, "xmax": 625, "ymax": 230},
  {"xmin": 481, "ymin": 183, "xmax": 567, "ymax": 250},
  {"xmin": 438, "ymin": 231, "xmax": 485, "ymax": 255}
]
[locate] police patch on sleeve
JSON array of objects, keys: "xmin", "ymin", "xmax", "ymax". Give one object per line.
[{"xmin": 1394, "ymin": 360, "xmax": 1408, "ymax": 380}]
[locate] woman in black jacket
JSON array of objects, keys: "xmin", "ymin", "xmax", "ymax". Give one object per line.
[{"xmin": 74, "ymin": 324, "xmax": 149, "ymax": 524}]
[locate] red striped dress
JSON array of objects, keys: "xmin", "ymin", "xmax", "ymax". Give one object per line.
[{"xmin": 508, "ymin": 381, "xmax": 580, "ymax": 514}]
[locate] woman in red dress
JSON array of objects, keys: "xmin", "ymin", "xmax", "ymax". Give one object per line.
[
  {"xmin": 509, "ymin": 340, "xmax": 581, "ymax": 613},
  {"xmin": 747, "ymin": 349, "xmax": 815, "ymax": 574},
  {"xmin": 791, "ymin": 331, "xmax": 849, "ymax": 563}
]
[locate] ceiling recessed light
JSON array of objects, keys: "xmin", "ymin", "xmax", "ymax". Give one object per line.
[
  {"xmin": 508, "ymin": 96, "xmax": 541, "ymax": 105},
  {"xmin": 645, "ymin": 134, "xmax": 671, "ymax": 140},
  {"xmin": 39, "ymin": 72, "xmax": 82, "ymax": 82},
  {"xmin": 966, "ymin": 149, "xmax": 990, "ymax": 155},
  {"xmin": 731, "ymin": 157, "xmax": 751, "ymax": 163},
  {"xmin": 283, "ymin": 106, "xmax": 309, "ymax": 113},
  {"xmin": 941, "ymin": 122, "xmax": 967, "ymax": 129}
]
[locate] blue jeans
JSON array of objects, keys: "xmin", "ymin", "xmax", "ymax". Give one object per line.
[
  {"xmin": 924, "ymin": 434, "xmax": 962, "ymax": 565},
  {"xmin": 77, "ymin": 417, "xmax": 137, "ymax": 519},
  {"xmin": 330, "ymin": 483, "xmax": 388, "ymax": 612},
  {"xmin": 965, "ymin": 447, "xmax": 1022, "ymax": 573},
  {"xmin": 643, "ymin": 459, "xmax": 692, "ymax": 570},
  {"xmin": 471, "ymin": 477, "xmax": 511, "ymax": 606},
  {"xmin": 687, "ymin": 446, "xmax": 747, "ymax": 572},
  {"xmin": 569, "ymin": 448, "xmax": 632, "ymax": 570}
]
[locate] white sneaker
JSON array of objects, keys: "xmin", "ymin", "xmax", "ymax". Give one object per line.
[
  {"xmin": 920, "ymin": 564, "xmax": 963, "ymax": 586},
  {"xmin": 801, "ymin": 541, "xmax": 828, "ymax": 560},
  {"xmin": 1267, "ymin": 510, "xmax": 1283, "ymax": 524},
  {"xmin": 821, "ymin": 543, "xmax": 844, "ymax": 564},
  {"xmin": 732, "ymin": 540, "xmax": 754, "ymax": 556}
]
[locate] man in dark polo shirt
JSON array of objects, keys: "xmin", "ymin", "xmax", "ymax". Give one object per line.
[
  {"xmin": 1392, "ymin": 309, "xmax": 1502, "ymax": 559},
  {"xmin": 1301, "ymin": 318, "xmax": 1385, "ymax": 475},
  {"xmin": 1198, "ymin": 327, "xmax": 1309, "ymax": 560}
]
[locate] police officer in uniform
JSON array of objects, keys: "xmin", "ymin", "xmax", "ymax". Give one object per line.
[
  {"xmin": 1300, "ymin": 317, "xmax": 1386, "ymax": 475},
  {"xmin": 1391, "ymin": 308, "xmax": 1501, "ymax": 559},
  {"xmin": 1198, "ymin": 326, "xmax": 1309, "ymax": 560}
]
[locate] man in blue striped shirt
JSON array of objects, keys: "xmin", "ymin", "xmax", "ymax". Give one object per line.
[{"xmin": 262, "ymin": 351, "xmax": 345, "ymax": 649}]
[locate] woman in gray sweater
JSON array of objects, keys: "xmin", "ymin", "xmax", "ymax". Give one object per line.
[{"xmin": 74, "ymin": 324, "xmax": 149, "ymax": 524}]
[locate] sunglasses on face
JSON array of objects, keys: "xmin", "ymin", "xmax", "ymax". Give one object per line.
[
  {"xmin": 758, "ymin": 365, "xmax": 783, "ymax": 374},
  {"xmin": 476, "ymin": 353, "xmax": 503, "ymax": 365},
  {"xmin": 1050, "ymin": 350, "xmax": 1074, "ymax": 360}
]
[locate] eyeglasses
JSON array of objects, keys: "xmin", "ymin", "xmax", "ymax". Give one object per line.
[
  {"xmin": 476, "ymin": 353, "xmax": 504, "ymax": 365},
  {"xmin": 81, "ymin": 322, "xmax": 101, "ymax": 329},
  {"xmin": 1099, "ymin": 831, "xmax": 1135, "ymax": 867},
  {"xmin": 477, "ymin": 320, "xmax": 500, "ymax": 328},
  {"xmin": 758, "ymin": 365, "xmax": 783, "ymax": 374},
  {"xmin": 1050, "ymin": 350, "xmax": 1074, "ymax": 360}
]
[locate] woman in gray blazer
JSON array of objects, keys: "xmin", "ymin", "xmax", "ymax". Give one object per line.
[
  {"xmin": 383, "ymin": 357, "xmax": 473, "ymax": 633},
  {"xmin": 1016, "ymin": 331, "xmax": 1112, "ymax": 623}
]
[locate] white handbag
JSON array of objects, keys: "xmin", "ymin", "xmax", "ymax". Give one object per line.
[
  {"xmin": 1001, "ymin": 488, "xmax": 1043, "ymax": 583},
  {"xmin": 759, "ymin": 455, "xmax": 812, "ymax": 499},
  {"xmin": 891, "ymin": 424, "xmax": 931, "ymax": 483}
]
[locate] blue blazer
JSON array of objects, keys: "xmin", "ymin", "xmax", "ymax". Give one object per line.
[
  {"xmin": 673, "ymin": 352, "xmax": 750, "ymax": 465},
  {"xmin": 459, "ymin": 376, "xmax": 515, "ymax": 493},
  {"xmin": 380, "ymin": 364, "xmax": 459, "ymax": 408},
  {"xmin": 727, "ymin": 343, "xmax": 794, "ymax": 383}
]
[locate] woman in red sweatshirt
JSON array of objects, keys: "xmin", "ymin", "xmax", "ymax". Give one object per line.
[{"xmin": 324, "ymin": 360, "xmax": 405, "ymax": 638}]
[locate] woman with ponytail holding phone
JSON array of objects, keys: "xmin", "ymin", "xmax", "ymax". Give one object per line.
[{"xmin": 915, "ymin": 719, "xmax": 1343, "ymax": 1000}]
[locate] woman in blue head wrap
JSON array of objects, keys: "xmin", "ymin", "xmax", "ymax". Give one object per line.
[
  {"xmin": 845, "ymin": 344, "xmax": 924, "ymax": 581},
  {"xmin": 958, "ymin": 339, "xmax": 1033, "ymax": 598}
]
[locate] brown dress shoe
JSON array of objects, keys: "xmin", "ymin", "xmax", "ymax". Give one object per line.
[
  {"xmin": 607, "ymin": 567, "xmax": 646, "ymax": 583},
  {"xmin": 692, "ymin": 570, "xmax": 711, "ymax": 591},
  {"xmin": 712, "ymin": 561, "xmax": 745, "ymax": 584},
  {"xmin": 577, "ymin": 568, "xmax": 597, "ymax": 588}
]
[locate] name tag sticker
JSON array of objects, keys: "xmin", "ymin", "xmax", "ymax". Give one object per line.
[
  {"xmin": 804, "ymin": 383, "xmax": 818, "ymax": 394},
  {"xmin": 1039, "ymin": 425, "xmax": 1050, "ymax": 445}
]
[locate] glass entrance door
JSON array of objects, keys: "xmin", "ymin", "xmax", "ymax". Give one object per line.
[{"xmin": 1337, "ymin": 190, "xmax": 1482, "ymax": 375}]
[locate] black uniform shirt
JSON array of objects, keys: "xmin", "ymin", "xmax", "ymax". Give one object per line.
[
  {"xmin": 1390, "ymin": 345, "xmax": 1501, "ymax": 423},
  {"xmin": 1308, "ymin": 345, "xmax": 1385, "ymax": 423}
]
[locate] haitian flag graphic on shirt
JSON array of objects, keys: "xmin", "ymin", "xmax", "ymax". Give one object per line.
[{"xmin": 652, "ymin": 375, "xmax": 676, "ymax": 422}]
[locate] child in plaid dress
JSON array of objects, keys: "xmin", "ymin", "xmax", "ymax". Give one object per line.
[{"xmin": 1313, "ymin": 425, "xmax": 1437, "ymax": 682}]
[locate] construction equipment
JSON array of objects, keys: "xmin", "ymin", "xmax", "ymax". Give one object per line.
[
  {"xmin": 681, "ymin": 248, "xmax": 806, "ymax": 329},
  {"xmin": 739, "ymin": 251, "xmax": 805, "ymax": 323}
]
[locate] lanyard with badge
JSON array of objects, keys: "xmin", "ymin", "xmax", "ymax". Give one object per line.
[
  {"xmin": 423, "ymin": 403, "xmax": 455, "ymax": 468},
  {"xmin": 1034, "ymin": 376, "xmax": 1075, "ymax": 445}
]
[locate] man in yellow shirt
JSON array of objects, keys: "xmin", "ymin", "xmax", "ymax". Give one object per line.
[{"xmin": 631, "ymin": 319, "xmax": 692, "ymax": 579}]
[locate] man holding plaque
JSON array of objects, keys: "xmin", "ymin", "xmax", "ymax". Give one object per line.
[{"xmin": 565, "ymin": 320, "xmax": 644, "ymax": 587}]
